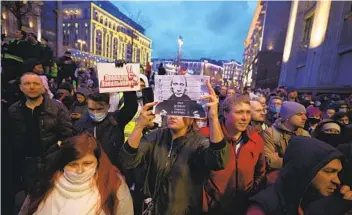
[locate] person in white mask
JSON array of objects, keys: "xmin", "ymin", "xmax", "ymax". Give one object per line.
[
  {"xmin": 74, "ymin": 92, "xmax": 138, "ymax": 172},
  {"xmin": 19, "ymin": 133, "xmax": 133, "ymax": 215}
]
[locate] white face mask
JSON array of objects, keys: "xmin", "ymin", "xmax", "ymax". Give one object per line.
[
  {"xmin": 64, "ymin": 167, "xmax": 96, "ymax": 184},
  {"xmin": 88, "ymin": 111, "xmax": 108, "ymax": 122},
  {"xmin": 196, "ymin": 120, "xmax": 207, "ymax": 128}
]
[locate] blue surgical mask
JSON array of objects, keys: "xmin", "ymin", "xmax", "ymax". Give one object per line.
[
  {"xmin": 270, "ymin": 106, "xmax": 281, "ymax": 113},
  {"xmin": 89, "ymin": 111, "xmax": 108, "ymax": 122}
]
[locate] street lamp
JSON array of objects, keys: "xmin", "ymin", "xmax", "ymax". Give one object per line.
[{"xmin": 77, "ymin": 39, "xmax": 86, "ymax": 51}]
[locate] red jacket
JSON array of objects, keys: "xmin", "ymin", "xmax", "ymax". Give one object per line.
[{"xmin": 201, "ymin": 123, "xmax": 266, "ymax": 214}]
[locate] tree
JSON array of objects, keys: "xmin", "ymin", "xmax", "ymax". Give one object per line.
[
  {"xmin": 121, "ymin": 6, "xmax": 152, "ymax": 31},
  {"xmin": 2, "ymin": 1, "xmax": 42, "ymax": 29}
]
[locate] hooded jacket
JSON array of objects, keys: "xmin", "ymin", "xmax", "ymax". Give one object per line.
[
  {"xmin": 248, "ymin": 136, "xmax": 344, "ymax": 215},
  {"xmin": 119, "ymin": 129, "xmax": 229, "ymax": 215},
  {"xmin": 70, "ymin": 87, "xmax": 91, "ymax": 124},
  {"xmin": 263, "ymin": 119, "xmax": 310, "ymax": 170}
]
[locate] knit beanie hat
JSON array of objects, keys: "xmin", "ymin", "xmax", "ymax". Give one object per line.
[
  {"xmin": 321, "ymin": 122, "xmax": 341, "ymax": 133},
  {"xmin": 280, "ymin": 101, "xmax": 306, "ymax": 121}
]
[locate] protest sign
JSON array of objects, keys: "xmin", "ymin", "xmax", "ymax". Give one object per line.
[
  {"xmin": 97, "ymin": 63, "xmax": 140, "ymax": 93},
  {"xmin": 154, "ymin": 75, "xmax": 210, "ymax": 118}
]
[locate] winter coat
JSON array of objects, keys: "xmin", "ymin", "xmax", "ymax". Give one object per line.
[
  {"xmin": 119, "ymin": 129, "xmax": 229, "ymax": 215},
  {"xmin": 70, "ymin": 87, "xmax": 90, "ymax": 124},
  {"xmin": 75, "ymin": 91, "xmax": 138, "ymax": 168},
  {"xmin": 8, "ymin": 95, "xmax": 73, "ymax": 191},
  {"xmin": 265, "ymin": 111, "xmax": 279, "ymax": 127},
  {"xmin": 8, "ymin": 95, "xmax": 73, "ymax": 155},
  {"xmin": 201, "ymin": 124, "xmax": 266, "ymax": 215},
  {"xmin": 249, "ymin": 136, "xmax": 344, "ymax": 215},
  {"xmin": 263, "ymin": 119, "xmax": 310, "ymax": 170},
  {"xmin": 54, "ymin": 89, "xmax": 75, "ymax": 110}
]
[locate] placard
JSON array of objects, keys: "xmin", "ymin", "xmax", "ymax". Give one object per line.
[
  {"xmin": 97, "ymin": 63, "xmax": 140, "ymax": 93},
  {"xmin": 154, "ymin": 75, "xmax": 210, "ymax": 118}
]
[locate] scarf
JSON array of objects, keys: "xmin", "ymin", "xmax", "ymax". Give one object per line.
[{"xmin": 34, "ymin": 175, "xmax": 101, "ymax": 215}]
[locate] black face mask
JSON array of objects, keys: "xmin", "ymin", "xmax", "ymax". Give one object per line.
[
  {"xmin": 308, "ymin": 118, "xmax": 321, "ymax": 125},
  {"xmin": 317, "ymin": 133, "xmax": 341, "ymax": 147}
]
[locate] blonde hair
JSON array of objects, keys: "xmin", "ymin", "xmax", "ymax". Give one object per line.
[{"xmin": 223, "ymin": 95, "xmax": 250, "ymax": 113}]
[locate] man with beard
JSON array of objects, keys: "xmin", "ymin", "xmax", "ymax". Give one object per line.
[
  {"xmin": 8, "ymin": 72, "xmax": 73, "ymax": 211},
  {"xmin": 263, "ymin": 101, "xmax": 310, "ymax": 171},
  {"xmin": 246, "ymin": 136, "xmax": 352, "ymax": 215},
  {"xmin": 250, "ymin": 100, "xmax": 268, "ymax": 134}
]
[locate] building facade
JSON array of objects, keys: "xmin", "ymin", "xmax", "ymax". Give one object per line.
[
  {"xmin": 279, "ymin": 1, "xmax": 352, "ymax": 93},
  {"xmin": 1, "ymin": 1, "xmax": 42, "ymax": 41},
  {"xmin": 242, "ymin": 0, "xmax": 291, "ymax": 89},
  {"xmin": 58, "ymin": 1, "xmax": 152, "ymax": 66},
  {"xmin": 41, "ymin": 1, "xmax": 58, "ymax": 55},
  {"xmin": 151, "ymin": 58, "xmax": 226, "ymax": 85},
  {"xmin": 223, "ymin": 61, "xmax": 243, "ymax": 87}
]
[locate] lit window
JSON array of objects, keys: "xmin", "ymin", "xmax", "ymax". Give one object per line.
[
  {"xmin": 303, "ymin": 14, "xmax": 314, "ymax": 43},
  {"xmin": 76, "ymin": 30, "xmax": 78, "ymax": 34},
  {"xmin": 68, "ymin": 23, "xmax": 71, "ymax": 27},
  {"xmin": 68, "ymin": 30, "xmax": 70, "ymax": 34},
  {"xmin": 85, "ymin": 23, "xmax": 88, "ymax": 27},
  {"xmin": 63, "ymin": 23, "xmax": 66, "ymax": 27},
  {"xmin": 75, "ymin": 23, "xmax": 78, "ymax": 28}
]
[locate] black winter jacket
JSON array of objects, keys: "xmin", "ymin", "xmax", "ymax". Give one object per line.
[
  {"xmin": 8, "ymin": 96, "xmax": 73, "ymax": 191},
  {"xmin": 120, "ymin": 129, "xmax": 229, "ymax": 215},
  {"xmin": 250, "ymin": 136, "xmax": 344, "ymax": 215},
  {"xmin": 75, "ymin": 91, "xmax": 138, "ymax": 168},
  {"xmin": 8, "ymin": 95, "xmax": 73, "ymax": 155}
]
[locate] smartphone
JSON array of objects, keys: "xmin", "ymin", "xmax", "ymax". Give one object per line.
[{"xmin": 142, "ymin": 87, "xmax": 154, "ymax": 111}]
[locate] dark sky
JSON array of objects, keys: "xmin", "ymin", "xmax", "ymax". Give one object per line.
[{"xmin": 113, "ymin": 1, "xmax": 257, "ymax": 62}]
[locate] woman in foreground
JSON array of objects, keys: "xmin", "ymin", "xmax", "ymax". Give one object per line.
[{"xmin": 19, "ymin": 133, "xmax": 133, "ymax": 215}]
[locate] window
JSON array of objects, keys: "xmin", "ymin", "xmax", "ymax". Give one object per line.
[
  {"xmin": 96, "ymin": 30, "xmax": 102, "ymax": 55},
  {"xmin": 113, "ymin": 38, "xmax": 118, "ymax": 59},
  {"xmin": 85, "ymin": 22, "xmax": 88, "ymax": 27},
  {"xmin": 63, "ymin": 23, "xmax": 66, "ymax": 27},
  {"xmin": 68, "ymin": 23, "xmax": 71, "ymax": 27},
  {"xmin": 303, "ymin": 15, "xmax": 314, "ymax": 42},
  {"xmin": 75, "ymin": 23, "xmax": 78, "ymax": 28}
]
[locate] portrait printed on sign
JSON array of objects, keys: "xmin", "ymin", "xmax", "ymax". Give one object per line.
[
  {"xmin": 154, "ymin": 75, "xmax": 210, "ymax": 118},
  {"xmin": 96, "ymin": 63, "xmax": 140, "ymax": 93}
]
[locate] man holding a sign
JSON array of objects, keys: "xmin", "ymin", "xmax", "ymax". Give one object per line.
[
  {"xmin": 75, "ymin": 63, "xmax": 139, "ymax": 171},
  {"xmin": 119, "ymin": 80, "xmax": 229, "ymax": 215}
]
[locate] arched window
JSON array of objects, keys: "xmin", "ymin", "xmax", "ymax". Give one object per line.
[
  {"xmin": 96, "ymin": 30, "xmax": 102, "ymax": 55},
  {"xmin": 99, "ymin": 16, "xmax": 103, "ymax": 24}
]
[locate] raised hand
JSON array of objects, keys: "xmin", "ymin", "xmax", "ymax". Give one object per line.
[
  {"xmin": 200, "ymin": 80, "xmax": 219, "ymax": 119},
  {"xmin": 137, "ymin": 102, "xmax": 158, "ymax": 128}
]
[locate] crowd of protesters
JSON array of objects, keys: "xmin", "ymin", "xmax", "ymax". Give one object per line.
[{"xmin": 1, "ymin": 31, "xmax": 352, "ymax": 215}]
